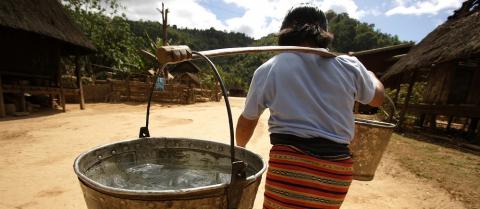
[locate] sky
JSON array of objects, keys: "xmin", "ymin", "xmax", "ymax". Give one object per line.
[{"xmin": 120, "ymin": 0, "xmax": 464, "ymax": 42}]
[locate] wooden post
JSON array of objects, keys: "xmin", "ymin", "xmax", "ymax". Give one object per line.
[
  {"xmin": 398, "ymin": 72, "xmax": 417, "ymax": 130},
  {"xmin": 60, "ymin": 84, "xmax": 66, "ymax": 112},
  {"xmin": 86, "ymin": 58, "xmax": 95, "ymax": 84},
  {"xmin": 416, "ymin": 113, "xmax": 426, "ymax": 127},
  {"xmin": 58, "ymin": 62, "xmax": 66, "ymax": 112},
  {"xmin": 446, "ymin": 116, "xmax": 454, "ymax": 131},
  {"xmin": 49, "ymin": 93, "xmax": 55, "ymax": 109},
  {"xmin": 393, "ymin": 84, "xmax": 401, "ymax": 104},
  {"xmin": 462, "ymin": 118, "xmax": 469, "ymax": 131},
  {"xmin": 467, "ymin": 118, "xmax": 479, "ymax": 137},
  {"xmin": 160, "ymin": 3, "xmax": 169, "ymax": 46},
  {"xmin": 75, "ymin": 56, "xmax": 85, "ymax": 110},
  {"xmin": 158, "ymin": 3, "xmax": 170, "ymax": 82},
  {"xmin": 429, "ymin": 114, "xmax": 437, "ymax": 129},
  {"xmin": 0, "ymin": 75, "xmax": 5, "ymax": 117},
  {"xmin": 476, "ymin": 126, "xmax": 480, "ymax": 143},
  {"xmin": 19, "ymin": 84, "xmax": 26, "ymax": 112},
  {"xmin": 126, "ymin": 75, "xmax": 131, "ymax": 101}
]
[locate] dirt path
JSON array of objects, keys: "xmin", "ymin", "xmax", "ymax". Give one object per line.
[{"xmin": 0, "ymin": 98, "xmax": 465, "ymax": 209}]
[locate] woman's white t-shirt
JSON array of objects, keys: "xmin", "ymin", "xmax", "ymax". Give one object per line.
[{"xmin": 241, "ymin": 52, "xmax": 376, "ymax": 144}]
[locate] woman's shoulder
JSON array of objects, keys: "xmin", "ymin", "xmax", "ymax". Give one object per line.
[
  {"xmin": 334, "ymin": 54, "xmax": 361, "ymax": 64},
  {"xmin": 270, "ymin": 52, "xmax": 303, "ymax": 64},
  {"xmin": 257, "ymin": 53, "xmax": 303, "ymax": 70}
]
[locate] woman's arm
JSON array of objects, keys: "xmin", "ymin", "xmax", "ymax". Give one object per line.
[
  {"xmin": 367, "ymin": 71, "xmax": 385, "ymax": 107},
  {"xmin": 235, "ymin": 115, "xmax": 259, "ymax": 148}
]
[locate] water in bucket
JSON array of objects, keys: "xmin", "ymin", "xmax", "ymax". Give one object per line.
[
  {"xmin": 74, "ymin": 138, "xmax": 266, "ymax": 209},
  {"xmin": 85, "ymin": 161, "xmax": 232, "ymax": 190}
]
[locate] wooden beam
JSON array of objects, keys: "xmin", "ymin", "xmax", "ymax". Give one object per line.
[
  {"xmin": 0, "ymin": 75, "xmax": 5, "ymax": 117},
  {"xmin": 398, "ymin": 72, "xmax": 417, "ymax": 130},
  {"xmin": 75, "ymin": 56, "xmax": 85, "ymax": 110},
  {"xmin": 0, "ymin": 71, "xmax": 52, "ymax": 79}
]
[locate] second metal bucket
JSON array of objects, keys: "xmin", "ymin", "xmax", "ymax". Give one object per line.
[{"xmin": 350, "ymin": 118, "xmax": 396, "ymax": 181}]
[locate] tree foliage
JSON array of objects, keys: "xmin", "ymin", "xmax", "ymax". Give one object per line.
[
  {"xmin": 63, "ymin": 0, "xmax": 144, "ymax": 78},
  {"xmin": 128, "ymin": 21, "xmax": 254, "ymax": 51},
  {"xmin": 65, "ymin": 3, "xmax": 410, "ymax": 90},
  {"xmin": 326, "ymin": 11, "xmax": 404, "ymax": 52}
]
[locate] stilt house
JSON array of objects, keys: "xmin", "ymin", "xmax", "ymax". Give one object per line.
[
  {"xmin": 0, "ymin": 0, "xmax": 95, "ymax": 117},
  {"xmin": 381, "ymin": 0, "xmax": 480, "ymax": 141}
]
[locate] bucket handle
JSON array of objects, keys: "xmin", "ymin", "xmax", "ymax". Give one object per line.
[
  {"xmin": 139, "ymin": 47, "xmax": 246, "ymax": 209},
  {"xmin": 379, "ymin": 94, "xmax": 398, "ymax": 124}
]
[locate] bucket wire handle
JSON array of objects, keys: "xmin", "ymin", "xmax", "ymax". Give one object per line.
[
  {"xmin": 138, "ymin": 64, "xmax": 167, "ymax": 138},
  {"xmin": 139, "ymin": 46, "xmax": 246, "ymax": 209},
  {"xmin": 192, "ymin": 52, "xmax": 247, "ymax": 209},
  {"xmin": 379, "ymin": 94, "xmax": 398, "ymax": 124}
]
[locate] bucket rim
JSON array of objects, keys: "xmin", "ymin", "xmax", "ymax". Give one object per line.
[
  {"xmin": 354, "ymin": 118, "xmax": 396, "ymax": 128},
  {"xmin": 73, "ymin": 137, "xmax": 267, "ymax": 197}
]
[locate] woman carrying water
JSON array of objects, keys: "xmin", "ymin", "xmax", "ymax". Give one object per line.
[{"xmin": 236, "ymin": 4, "xmax": 385, "ymax": 209}]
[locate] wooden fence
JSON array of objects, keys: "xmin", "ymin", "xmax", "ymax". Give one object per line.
[{"xmin": 67, "ymin": 79, "xmax": 220, "ymax": 104}]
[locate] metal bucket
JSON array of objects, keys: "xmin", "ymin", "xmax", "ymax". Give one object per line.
[
  {"xmin": 73, "ymin": 51, "xmax": 267, "ymax": 209},
  {"xmin": 350, "ymin": 118, "xmax": 396, "ymax": 181},
  {"xmin": 74, "ymin": 137, "xmax": 266, "ymax": 209}
]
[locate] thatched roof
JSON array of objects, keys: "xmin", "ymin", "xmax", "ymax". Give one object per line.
[
  {"xmin": 0, "ymin": 0, "xmax": 95, "ymax": 54},
  {"xmin": 382, "ymin": 0, "xmax": 480, "ymax": 81},
  {"xmin": 176, "ymin": 72, "xmax": 201, "ymax": 86},
  {"xmin": 352, "ymin": 43, "xmax": 413, "ymax": 77},
  {"xmin": 170, "ymin": 61, "xmax": 201, "ymax": 74}
]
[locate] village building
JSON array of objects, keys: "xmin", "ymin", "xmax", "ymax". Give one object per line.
[
  {"xmin": 0, "ymin": 0, "xmax": 95, "ymax": 117},
  {"xmin": 381, "ymin": 0, "xmax": 480, "ymax": 143},
  {"xmin": 170, "ymin": 61, "xmax": 202, "ymax": 88},
  {"xmin": 352, "ymin": 43, "xmax": 414, "ymax": 114},
  {"xmin": 173, "ymin": 73, "xmax": 201, "ymax": 88}
]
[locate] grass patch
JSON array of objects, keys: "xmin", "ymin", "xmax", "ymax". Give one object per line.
[{"xmin": 387, "ymin": 133, "xmax": 480, "ymax": 209}]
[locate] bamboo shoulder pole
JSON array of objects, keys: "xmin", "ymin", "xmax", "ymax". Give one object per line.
[{"xmin": 156, "ymin": 45, "xmax": 340, "ymax": 65}]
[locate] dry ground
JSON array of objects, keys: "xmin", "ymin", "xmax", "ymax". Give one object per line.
[{"xmin": 0, "ymin": 98, "xmax": 475, "ymax": 209}]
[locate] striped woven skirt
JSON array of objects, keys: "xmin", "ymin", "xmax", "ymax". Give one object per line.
[{"xmin": 264, "ymin": 145, "xmax": 353, "ymax": 209}]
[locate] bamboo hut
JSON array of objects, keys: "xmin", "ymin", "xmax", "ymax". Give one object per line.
[
  {"xmin": 353, "ymin": 43, "xmax": 413, "ymax": 82},
  {"xmin": 0, "ymin": 0, "xmax": 95, "ymax": 117},
  {"xmin": 351, "ymin": 43, "xmax": 413, "ymax": 113},
  {"xmin": 170, "ymin": 61, "xmax": 201, "ymax": 74},
  {"xmin": 381, "ymin": 0, "xmax": 480, "ymax": 142},
  {"xmin": 174, "ymin": 72, "xmax": 201, "ymax": 88}
]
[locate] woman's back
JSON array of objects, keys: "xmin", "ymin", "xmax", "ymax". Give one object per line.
[{"xmin": 242, "ymin": 52, "xmax": 375, "ymax": 144}]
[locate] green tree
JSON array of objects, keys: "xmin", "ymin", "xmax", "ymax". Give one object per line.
[
  {"xmin": 63, "ymin": 0, "xmax": 144, "ymax": 78},
  {"xmin": 326, "ymin": 11, "xmax": 404, "ymax": 52}
]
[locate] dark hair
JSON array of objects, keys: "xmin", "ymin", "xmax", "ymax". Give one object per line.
[{"xmin": 278, "ymin": 5, "xmax": 333, "ymax": 48}]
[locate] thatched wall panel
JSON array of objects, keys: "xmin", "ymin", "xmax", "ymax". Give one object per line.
[
  {"xmin": 466, "ymin": 68, "xmax": 480, "ymax": 105},
  {"xmin": 422, "ymin": 63, "xmax": 455, "ymax": 104},
  {"xmin": 0, "ymin": 29, "xmax": 61, "ymax": 78}
]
